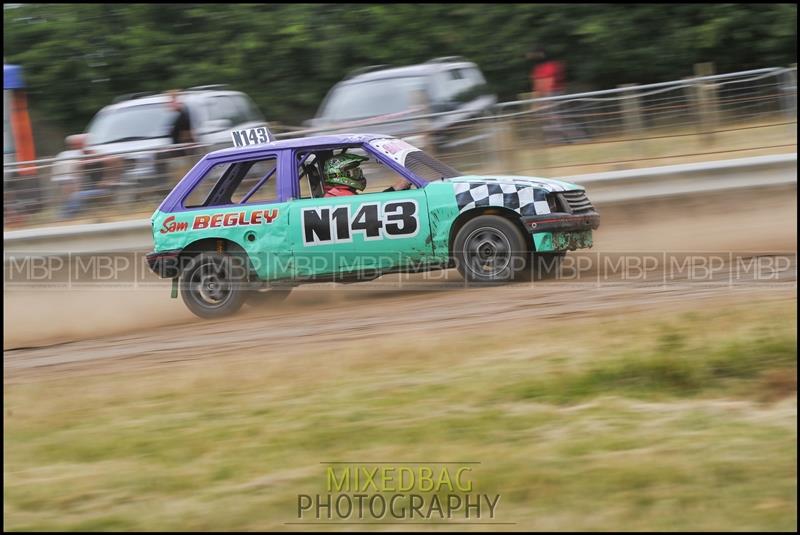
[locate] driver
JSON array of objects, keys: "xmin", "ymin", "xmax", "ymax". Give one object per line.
[{"xmin": 322, "ymin": 153, "xmax": 368, "ymax": 197}]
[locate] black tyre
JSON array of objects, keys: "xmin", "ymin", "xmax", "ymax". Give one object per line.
[
  {"xmin": 180, "ymin": 252, "xmax": 248, "ymax": 319},
  {"xmin": 453, "ymin": 215, "xmax": 529, "ymax": 283},
  {"xmin": 245, "ymin": 287, "xmax": 293, "ymax": 307}
]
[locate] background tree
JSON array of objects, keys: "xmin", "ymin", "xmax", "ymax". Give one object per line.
[{"xmin": 3, "ymin": 3, "xmax": 796, "ymax": 153}]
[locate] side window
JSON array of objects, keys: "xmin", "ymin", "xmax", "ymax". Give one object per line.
[
  {"xmin": 464, "ymin": 67, "xmax": 486, "ymax": 85},
  {"xmin": 206, "ymin": 96, "xmax": 239, "ymax": 125},
  {"xmin": 446, "ymin": 68, "xmax": 478, "ymax": 102},
  {"xmin": 453, "ymin": 67, "xmax": 489, "ymax": 104},
  {"xmin": 230, "ymin": 157, "xmax": 278, "ymax": 204},
  {"xmin": 183, "ymin": 163, "xmax": 228, "ymax": 208},
  {"xmin": 349, "ymin": 147, "xmax": 417, "ymax": 195},
  {"xmin": 296, "ymin": 152, "xmax": 316, "ymax": 199},
  {"xmin": 182, "ymin": 156, "xmax": 278, "ymax": 208},
  {"xmin": 294, "ymin": 147, "xmax": 416, "ymax": 198}
]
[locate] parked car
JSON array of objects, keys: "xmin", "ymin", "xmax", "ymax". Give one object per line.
[
  {"xmin": 52, "ymin": 86, "xmax": 272, "ymax": 201},
  {"xmin": 305, "ymin": 57, "xmax": 497, "ymax": 151},
  {"xmin": 146, "ymin": 131, "xmax": 599, "ymax": 319}
]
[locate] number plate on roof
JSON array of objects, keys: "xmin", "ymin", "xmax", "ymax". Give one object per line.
[{"xmin": 231, "ymin": 127, "xmax": 272, "ymax": 147}]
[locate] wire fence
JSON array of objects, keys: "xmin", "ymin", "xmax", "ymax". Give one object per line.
[{"xmin": 3, "ymin": 66, "xmax": 796, "ymax": 229}]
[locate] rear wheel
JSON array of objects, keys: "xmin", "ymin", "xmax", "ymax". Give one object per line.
[
  {"xmin": 453, "ymin": 215, "xmax": 529, "ymax": 283},
  {"xmin": 180, "ymin": 252, "xmax": 247, "ymax": 319}
]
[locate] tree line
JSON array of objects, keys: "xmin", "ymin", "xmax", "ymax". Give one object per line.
[{"xmin": 4, "ymin": 3, "xmax": 797, "ymax": 135}]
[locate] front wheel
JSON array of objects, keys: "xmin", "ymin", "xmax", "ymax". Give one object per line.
[
  {"xmin": 180, "ymin": 252, "xmax": 248, "ymax": 319},
  {"xmin": 453, "ymin": 215, "xmax": 530, "ymax": 283}
]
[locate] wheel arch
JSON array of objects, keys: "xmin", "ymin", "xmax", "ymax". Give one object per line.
[
  {"xmin": 447, "ymin": 207, "xmax": 532, "ymax": 257},
  {"xmin": 178, "ymin": 237, "xmax": 257, "ymax": 278}
]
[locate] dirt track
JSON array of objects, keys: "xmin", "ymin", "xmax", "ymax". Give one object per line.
[{"xmin": 4, "ymin": 187, "xmax": 797, "ymax": 382}]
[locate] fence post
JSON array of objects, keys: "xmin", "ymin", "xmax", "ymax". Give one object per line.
[
  {"xmin": 618, "ymin": 83, "xmax": 644, "ymax": 159},
  {"xmin": 522, "ymin": 91, "xmax": 549, "ymax": 174},
  {"xmin": 492, "ymin": 115, "xmax": 518, "ymax": 174},
  {"xmin": 694, "ymin": 62, "xmax": 719, "ymax": 145},
  {"xmin": 784, "ymin": 63, "xmax": 797, "ymax": 118},
  {"xmin": 619, "ymin": 84, "xmax": 644, "ymax": 135}
]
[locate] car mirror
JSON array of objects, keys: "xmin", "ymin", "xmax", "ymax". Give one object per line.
[{"xmin": 65, "ymin": 133, "xmax": 87, "ymax": 150}]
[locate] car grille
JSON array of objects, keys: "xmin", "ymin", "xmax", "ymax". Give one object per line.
[{"xmin": 561, "ymin": 190, "xmax": 594, "ymax": 213}]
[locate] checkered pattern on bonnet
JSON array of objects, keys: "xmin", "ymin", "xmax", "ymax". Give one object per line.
[{"xmin": 453, "ymin": 180, "xmax": 553, "ymax": 216}]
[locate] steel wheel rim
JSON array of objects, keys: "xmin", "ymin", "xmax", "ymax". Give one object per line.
[
  {"xmin": 463, "ymin": 226, "xmax": 512, "ymax": 277},
  {"xmin": 189, "ymin": 259, "xmax": 232, "ymax": 308}
]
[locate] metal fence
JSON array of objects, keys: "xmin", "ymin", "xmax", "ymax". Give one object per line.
[{"xmin": 4, "ymin": 66, "xmax": 796, "ymax": 230}]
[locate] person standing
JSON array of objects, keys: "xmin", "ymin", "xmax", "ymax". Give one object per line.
[
  {"xmin": 527, "ymin": 48, "xmax": 566, "ymax": 98},
  {"xmin": 165, "ymin": 90, "xmax": 197, "ymax": 189},
  {"xmin": 526, "ymin": 49, "xmax": 586, "ymax": 143},
  {"xmin": 167, "ymin": 89, "xmax": 195, "ymax": 145}
]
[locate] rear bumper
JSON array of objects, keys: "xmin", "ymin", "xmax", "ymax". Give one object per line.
[{"xmin": 145, "ymin": 249, "xmax": 181, "ymax": 279}]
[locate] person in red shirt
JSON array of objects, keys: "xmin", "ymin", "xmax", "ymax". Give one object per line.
[
  {"xmin": 526, "ymin": 48, "xmax": 587, "ymax": 143},
  {"xmin": 528, "ymin": 49, "xmax": 565, "ymax": 97}
]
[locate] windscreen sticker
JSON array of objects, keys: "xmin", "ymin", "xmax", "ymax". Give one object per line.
[
  {"xmin": 369, "ymin": 138, "xmax": 422, "ymax": 167},
  {"xmin": 302, "ymin": 199, "xmax": 419, "ymax": 246}
]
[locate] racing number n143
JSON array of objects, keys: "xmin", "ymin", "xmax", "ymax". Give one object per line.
[
  {"xmin": 231, "ymin": 127, "xmax": 271, "ymax": 147},
  {"xmin": 302, "ymin": 200, "xmax": 418, "ymax": 245}
]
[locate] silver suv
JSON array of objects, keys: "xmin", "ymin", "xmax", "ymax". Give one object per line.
[
  {"xmin": 53, "ymin": 86, "xmax": 271, "ymax": 192},
  {"xmin": 307, "ymin": 57, "xmax": 497, "ymax": 150}
]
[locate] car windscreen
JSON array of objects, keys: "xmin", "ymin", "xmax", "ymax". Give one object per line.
[
  {"xmin": 205, "ymin": 95, "xmax": 264, "ymax": 127},
  {"xmin": 86, "ymin": 103, "xmax": 175, "ymax": 145},
  {"xmin": 320, "ymin": 76, "xmax": 429, "ymax": 122},
  {"xmin": 369, "ymin": 138, "xmax": 461, "ymax": 181}
]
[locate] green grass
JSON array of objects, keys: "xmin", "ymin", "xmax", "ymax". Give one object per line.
[
  {"xmin": 3, "ymin": 299, "xmax": 797, "ymax": 531},
  {"xmin": 506, "ymin": 327, "xmax": 797, "ymax": 404}
]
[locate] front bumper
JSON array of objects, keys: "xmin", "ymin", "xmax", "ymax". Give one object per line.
[
  {"xmin": 521, "ymin": 211, "xmax": 600, "ymax": 252},
  {"xmin": 521, "ymin": 211, "xmax": 600, "ymax": 233},
  {"xmin": 145, "ymin": 249, "xmax": 182, "ymax": 279}
]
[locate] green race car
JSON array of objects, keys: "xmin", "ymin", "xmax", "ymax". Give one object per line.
[{"xmin": 147, "ymin": 132, "xmax": 599, "ymax": 318}]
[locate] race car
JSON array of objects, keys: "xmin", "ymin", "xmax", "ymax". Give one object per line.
[{"xmin": 147, "ymin": 132, "xmax": 599, "ymax": 318}]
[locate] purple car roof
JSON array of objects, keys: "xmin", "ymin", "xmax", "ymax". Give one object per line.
[
  {"xmin": 207, "ymin": 133, "xmax": 392, "ymax": 159},
  {"xmin": 157, "ymin": 132, "xmax": 412, "ymax": 213}
]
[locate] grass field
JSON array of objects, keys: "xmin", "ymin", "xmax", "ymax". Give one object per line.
[{"xmin": 3, "ymin": 298, "xmax": 797, "ymax": 531}]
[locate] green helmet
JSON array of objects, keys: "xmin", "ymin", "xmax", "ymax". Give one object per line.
[{"xmin": 323, "ymin": 153, "xmax": 368, "ymax": 191}]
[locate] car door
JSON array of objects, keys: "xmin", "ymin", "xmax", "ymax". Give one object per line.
[{"xmin": 288, "ymin": 148, "xmax": 434, "ymax": 280}]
